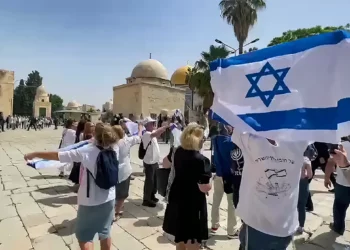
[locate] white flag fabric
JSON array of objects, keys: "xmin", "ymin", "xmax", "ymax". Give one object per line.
[
  {"xmin": 125, "ymin": 121, "xmax": 145, "ymax": 136},
  {"xmin": 27, "ymin": 140, "xmax": 91, "ymax": 169},
  {"xmin": 170, "ymin": 123, "xmax": 182, "ymax": 148},
  {"xmin": 210, "ymin": 30, "xmax": 350, "ymax": 143}
]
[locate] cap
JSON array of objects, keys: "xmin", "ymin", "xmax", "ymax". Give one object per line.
[{"xmin": 143, "ymin": 116, "xmax": 156, "ymax": 125}]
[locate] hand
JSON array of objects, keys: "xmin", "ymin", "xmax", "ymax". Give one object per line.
[
  {"xmin": 333, "ymin": 145, "xmax": 349, "ymax": 167},
  {"xmin": 138, "ymin": 124, "xmax": 144, "ymax": 130},
  {"xmin": 324, "ymin": 178, "xmax": 332, "ymax": 189},
  {"xmin": 305, "ymin": 164, "xmax": 313, "ymax": 179},
  {"xmin": 24, "ymin": 153, "xmax": 36, "ymax": 161}
]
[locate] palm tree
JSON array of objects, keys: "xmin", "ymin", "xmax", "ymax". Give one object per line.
[
  {"xmin": 219, "ymin": 0, "xmax": 266, "ymax": 54},
  {"xmin": 186, "ymin": 45, "xmax": 230, "ymax": 113}
]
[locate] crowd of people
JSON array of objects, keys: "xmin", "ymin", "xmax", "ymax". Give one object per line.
[
  {"xmin": 0, "ymin": 112, "xmax": 59, "ymax": 132},
  {"xmin": 21, "ymin": 111, "xmax": 350, "ymax": 250}
]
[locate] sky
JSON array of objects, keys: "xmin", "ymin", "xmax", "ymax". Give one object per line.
[{"xmin": 1, "ymin": 0, "xmax": 349, "ymax": 109}]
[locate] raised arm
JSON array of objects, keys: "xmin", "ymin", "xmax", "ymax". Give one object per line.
[
  {"xmin": 150, "ymin": 123, "xmax": 170, "ymax": 138},
  {"xmin": 24, "ymin": 152, "xmax": 59, "ymax": 161}
]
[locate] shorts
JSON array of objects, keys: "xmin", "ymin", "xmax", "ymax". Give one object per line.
[
  {"xmin": 115, "ymin": 176, "xmax": 131, "ymax": 200},
  {"xmin": 75, "ymin": 200, "xmax": 115, "ymax": 242}
]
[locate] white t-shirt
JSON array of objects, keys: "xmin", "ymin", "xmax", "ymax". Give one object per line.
[
  {"xmin": 231, "ymin": 130, "xmax": 308, "ymax": 237},
  {"xmin": 336, "ymin": 142, "xmax": 350, "ymax": 187},
  {"xmin": 58, "ymin": 143, "xmax": 117, "ymax": 206},
  {"xmin": 118, "ymin": 135, "xmax": 141, "ymax": 182},
  {"xmin": 142, "ymin": 131, "xmax": 160, "ymax": 165},
  {"xmin": 61, "ymin": 129, "xmax": 76, "ymax": 148}
]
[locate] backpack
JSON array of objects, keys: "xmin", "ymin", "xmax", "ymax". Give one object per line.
[
  {"xmin": 138, "ymin": 140, "xmax": 151, "ymax": 160},
  {"xmin": 86, "ymin": 145, "xmax": 119, "ymax": 198}
]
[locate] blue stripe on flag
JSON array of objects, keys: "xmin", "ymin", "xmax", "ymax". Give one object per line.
[
  {"xmin": 211, "ymin": 97, "xmax": 350, "ymax": 131},
  {"xmin": 210, "ymin": 30, "xmax": 350, "ymax": 71}
]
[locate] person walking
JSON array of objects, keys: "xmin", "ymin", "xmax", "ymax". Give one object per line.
[
  {"xmin": 112, "ymin": 124, "xmax": 143, "ymax": 220},
  {"xmin": 0, "ymin": 112, "xmax": 4, "ymax": 132},
  {"xmin": 163, "ymin": 123, "xmax": 212, "ymax": 250},
  {"xmin": 27, "ymin": 116, "xmax": 37, "ymax": 131},
  {"xmin": 211, "ymin": 124, "xmax": 239, "ymax": 238},
  {"xmin": 140, "ymin": 117, "xmax": 169, "ymax": 207},
  {"xmin": 230, "ymin": 128, "xmax": 309, "ymax": 250},
  {"xmin": 24, "ymin": 123, "xmax": 120, "ymax": 250}
]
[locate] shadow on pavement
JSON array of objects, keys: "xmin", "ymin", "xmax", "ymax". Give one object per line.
[
  {"xmin": 31, "ymin": 175, "xmax": 62, "ymax": 180},
  {"xmin": 37, "ymin": 195, "xmax": 77, "ymax": 208}
]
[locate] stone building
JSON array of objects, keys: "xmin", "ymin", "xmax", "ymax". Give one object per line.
[
  {"xmin": 170, "ymin": 65, "xmax": 204, "ymax": 122},
  {"xmin": 113, "ymin": 59, "xmax": 186, "ymax": 120},
  {"xmin": 0, "ymin": 69, "xmax": 14, "ymax": 117},
  {"xmin": 81, "ymin": 104, "xmax": 96, "ymax": 112},
  {"xmin": 33, "ymin": 85, "xmax": 52, "ymax": 117},
  {"xmin": 103, "ymin": 100, "xmax": 113, "ymax": 112}
]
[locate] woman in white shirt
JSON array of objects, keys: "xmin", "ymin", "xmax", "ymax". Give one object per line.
[
  {"xmin": 25, "ymin": 123, "xmax": 120, "ymax": 250},
  {"xmin": 112, "ymin": 124, "xmax": 143, "ymax": 219},
  {"xmin": 59, "ymin": 119, "xmax": 77, "ymax": 177},
  {"xmin": 231, "ymin": 129, "xmax": 309, "ymax": 250}
]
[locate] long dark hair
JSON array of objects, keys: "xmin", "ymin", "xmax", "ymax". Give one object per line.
[{"xmin": 75, "ymin": 120, "xmax": 86, "ymax": 142}]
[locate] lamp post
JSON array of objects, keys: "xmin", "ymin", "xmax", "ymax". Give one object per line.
[{"xmin": 215, "ymin": 38, "xmax": 260, "ymax": 55}]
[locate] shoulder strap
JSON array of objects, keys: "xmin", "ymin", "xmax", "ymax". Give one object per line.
[
  {"xmin": 145, "ymin": 140, "xmax": 152, "ymax": 150},
  {"xmin": 86, "ymin": 169, "xmax": 91, "ymax": 198}
]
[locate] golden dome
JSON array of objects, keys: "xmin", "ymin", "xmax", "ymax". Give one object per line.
[
  {"xmin": 171, "ymin": 66, "xmax": 192, "ymax": 85},
  {"xmin": 131, "ymin": 59, "xmax": 168, "ymax": 80}
]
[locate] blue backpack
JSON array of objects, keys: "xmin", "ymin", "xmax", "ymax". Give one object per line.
[{"xmin": 86, "ymin": 145, "xmax": 119, "ymax": 198}]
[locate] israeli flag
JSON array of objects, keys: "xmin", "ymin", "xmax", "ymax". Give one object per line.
[
  {"xmin": 210, "ymin": 30, "xmax": 350, "ymax": 143},
  {"xmin": 27, "ymin": 140, "xmax": 91, "ymax": 169}
]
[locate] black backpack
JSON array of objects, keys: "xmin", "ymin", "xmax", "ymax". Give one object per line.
[
  {"xmin": 138, "ymin": 140, "xmax": 151, "ymax": 160},
  {"xmin": 86, "ymin": 145, "xmax": 119, "ymax": 197}
]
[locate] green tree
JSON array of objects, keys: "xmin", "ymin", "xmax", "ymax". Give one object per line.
[
  {"xmin": 219, "ymin": 0, "xmax": 266, "ymax": 54},
  {"xmin": 268, "ymin": 24, "xmax": 350, "ymax": 46},
  {"xmin": 13, "ymin": 71, "xmax": 43, "ymax": 116},
  {"xmin": 87, "ymin": 107, "xmax": 95, "ymax": 113},
  {"xmin": 49, "ymin": 94, "xmax": 63, "ymax": 115},
  {"xmin": 186, "ymin": 45, "xmax": 231, "ymax": 113}
]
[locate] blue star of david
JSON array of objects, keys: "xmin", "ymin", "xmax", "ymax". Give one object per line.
[{"xmin": 245, "ymin": 62, "xmax": 291, "ymax": 107}]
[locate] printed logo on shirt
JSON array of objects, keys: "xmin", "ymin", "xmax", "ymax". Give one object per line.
[
  {"xmin": 231, "ymin": 148, "xmax": 244, "ymax": 176},
  {"xmin": 255, "ymin": 156, "xmax": 295, "ymax": 164},
  {"xmin": 256, "ymin": 169, "xmax": 291, "ymax": 198}
]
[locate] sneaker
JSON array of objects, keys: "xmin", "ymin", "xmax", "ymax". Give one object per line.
[
  {"xmin": 142, "ymin": 200, "xmax": 157, "ymax": 208},
  {"xmin": 211, "ymin": 225, "xmax": 220, "ymax": 233},
  {"xmin": 130, "ymin": 176, "xmax": 135, "ymax": 180},
  {"xmin": 227, "ymin": 232, "xmax": 239, "ymax": 239},
  {"xmin": 328, "ymin": 188, "xmax": 335, "ymax": 193},
  {"xmin": 329, "ymin": 222, "xmax": 343, "ymax": 235},
  {"xmin": 58, "ymin": 172, "xmax": 64, "ymax": 178},
  {"xmin": 306, "ymin": 206, "xmax": 314, "ymax": 212},
  {"xmin": 152, "ymin": 197, "xmax": 159, "ymax": 203},
  {"xmin": 296, "ymin": 226, "xmax": 303, "ymax": 235}
]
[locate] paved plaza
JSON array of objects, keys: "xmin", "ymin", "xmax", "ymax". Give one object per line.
[{"xmin": 0, "ymin": 128, "xmax": 350, "ymax": 249}]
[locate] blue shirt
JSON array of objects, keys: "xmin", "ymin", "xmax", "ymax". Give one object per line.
[{"xmin": 212, "ymin": 135, "xmax": 244, "ymax": 178}]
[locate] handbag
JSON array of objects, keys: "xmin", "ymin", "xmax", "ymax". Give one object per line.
[{"xmin": 157, "ymin": 168, "xmax": 171, "ymax": 197}]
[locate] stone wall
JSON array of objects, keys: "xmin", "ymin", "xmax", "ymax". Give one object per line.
[
  {"xmin": 113, "ymin": 82, "xmax": 186, "ymax": 119},
  {"xmin": 0, "ymin": 70, "xmax": 14, "ymax": 117},
  {"xmin": 113, "ymin": 83, "xmax": 142, "ymax": 116},
  {"xmin": 33, "ymin": 101, "xmax": 52, "ymax": 118},
  {"xmin": 140, "ymin": 82, "xmax": 185, "ymax": 117}
]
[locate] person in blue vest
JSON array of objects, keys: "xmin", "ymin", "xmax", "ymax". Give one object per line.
[{"xmin": 211, "ymin": 123, "xmax": 241, "ymax": 238}]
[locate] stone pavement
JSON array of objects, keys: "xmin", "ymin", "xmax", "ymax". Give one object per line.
[{"xmin": 0, "ymin": 128, "xmax": 350, "ymax": 250}]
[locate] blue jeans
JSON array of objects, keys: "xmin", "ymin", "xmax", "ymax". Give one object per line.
[
  {"xmin": 239, "ymin": 223, "xmax": 293, "ymax": 250},
  {"xmin": 333, "ymin": 183, "xmax": 350, "ymax": 235},
  {"xmin": 297, "ymin": 178, "xmax": 309, "ymax": 227}
]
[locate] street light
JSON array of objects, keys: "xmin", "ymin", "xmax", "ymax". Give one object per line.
[{"xmin": 215, "ymin": 38, "xmax": 260, "ymax": 55}]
